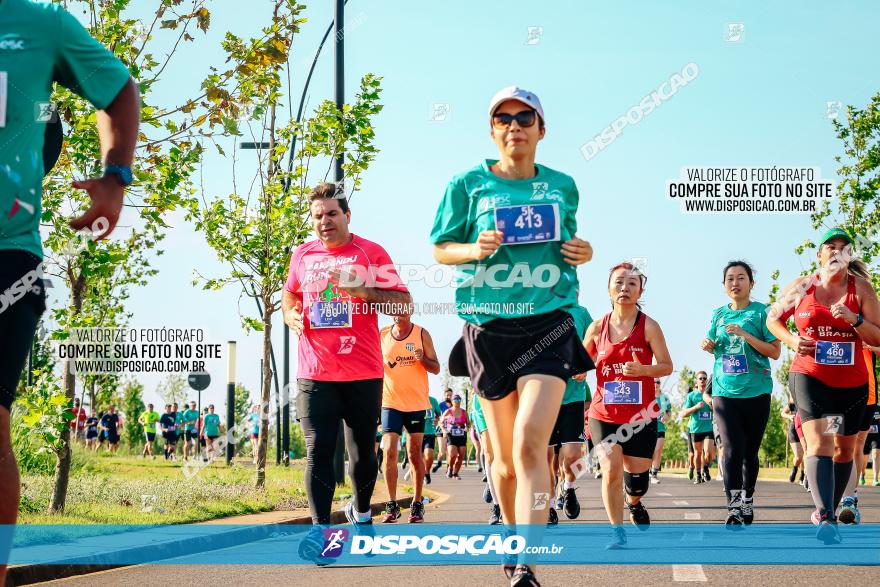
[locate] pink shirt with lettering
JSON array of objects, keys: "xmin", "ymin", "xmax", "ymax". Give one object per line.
[{"xmin": 285, "ymin": 234, "xmax": 408, "ymax": 382}]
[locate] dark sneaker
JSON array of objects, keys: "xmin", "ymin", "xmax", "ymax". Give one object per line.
[
  {"xmin": 431, "ymin": 460, "xmax": 442, "ymax": 473},
  {"xmin": 446, "ymin": 469, "xmax": 452, "ymax": 479},
  {"xmin": 489, "ymin": 504, "xmax": 502, "ymax": 525},
  {"xmin": 563, "ymin": 488, "xmax": 580, "ymax": 520},
  {"xmin": 627, "ymin": 500, "xmax": 650, "ymax": 529},
  {"xmin": 606, "ymin": 526, "xmax": 627, "ymax": 550},
  {"xmin": 510, "ymin": 564, "xmax": 540, "ymax": 587},
  {"xmin": 741, "ymin": 498, "xmax": 754, "ymax": 525},
  {"xmin": 789, "ymin": 466, "xmax": 798, "ymax": 483},
  {"xmin": 837, "ymin": 496, "xmax": 860, "ymax": 525},
  {"xmin": 483, "ymin": 484, "xmax": 493, "ymax": 504},
  {"xmin": 382, "ymin": 501, "xmax": 401, "ymax": 523},
  {"xmin": 408, "ymin": 500, "xmax": 425, "ymax": 523},
  {"xmin": 725, "ymin": 493, "xmax": 744, "ymax": 529},
  {"xmin": 547, "ymin": 507, "xmax": 558, "ymax": 526},
  {"xmin": 425, "ymin": 472, "xmax": 431, "ymax": 485}
]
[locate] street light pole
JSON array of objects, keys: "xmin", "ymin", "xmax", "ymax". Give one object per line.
[
  {"xmin": 331, "ymin": 0, "xmax": 347, "ymax": 487},
  {"xmin": 226, "ymin": 341, "xmax": 237, "ymax": 466}
]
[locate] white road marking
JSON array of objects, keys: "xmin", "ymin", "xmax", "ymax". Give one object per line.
[
  {"xmin": 658, "ymin": 492, "xmax": 672, "ymax": 496},
  {"xmin": 674, "ymin": 500, "xmax": 690, "ymax": 506},
  {"xmin": 680, "ymin": 531, "xmax": 705, "ymax": 541},
  {"xmin": 672, "ymin": 564, "xmax": 708, "ymax": 582},
  {"xmin": 684, "ymin": 512, "xmax": 701, "ymax": 520}
]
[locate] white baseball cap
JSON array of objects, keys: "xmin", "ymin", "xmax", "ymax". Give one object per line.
[{"xmin": 488, "ymin": 86, "xmax": 545, "ymax": 123}]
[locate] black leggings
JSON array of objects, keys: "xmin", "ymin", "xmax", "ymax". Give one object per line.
[
  {"xmin": 0, "ymin": 250, "xmax": 46, "ymax": 411},
  {"xmin": 296, "ymin": 378, "xmax": 382, "ymax": 524},
  {"xmin": 713, "ymin": 394, "xmax": 771, "ymax": 499}
]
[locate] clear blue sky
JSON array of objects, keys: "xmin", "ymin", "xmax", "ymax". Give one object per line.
[{"xmin": 52, "ymin": 1, "xmax": 880, "ymax": 414}]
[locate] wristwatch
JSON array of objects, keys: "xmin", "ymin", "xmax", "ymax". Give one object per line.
[
  {"xmin": 103, "ymin": 163, "xmax": 133, "ymax": 186},
  {"xmin": 853, "ymin": 313, "xmax": 864, "ymax": 328}
]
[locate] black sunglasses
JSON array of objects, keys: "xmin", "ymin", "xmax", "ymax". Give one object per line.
[{"xmin": 492, "ymin": 110, "xmax": 538, "ymax": 129}]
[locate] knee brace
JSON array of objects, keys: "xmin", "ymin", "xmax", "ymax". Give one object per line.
[{"xmin": 624, "ymin": 471, "xmax": 649, "ymax": 497}]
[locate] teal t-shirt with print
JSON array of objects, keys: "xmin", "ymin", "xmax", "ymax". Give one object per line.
[
  {"xmin": 430, "ymin": 160, "xmax": 581, "ymax": 325},
  {"xmin": 203, "ymin": 414, "xmax": 221, "ymax": 437},
  {"xmin": 684, "ymin": 391, "xmax": 713, "ymax": 433},
  {"xmin": 562, "ymin": 304, "xmax": 592, "ymax": 404},
  {"xmin": 469, "ymin": 394, "xmax": 487, "ymax": 434},
  {"xmin": 707, "ymin": 301, "xmax": 777, "ymax": 399},
  {"xmin": 0, "ymin": 0, "xmax": 130, "ymax": 257},
  {"xmin": 655, "ymin": 393, "xmax": 671, "ymax": 433},
  {"xmin": 423, "ymin": 396, "xmax": 441, "ymax": 435}
]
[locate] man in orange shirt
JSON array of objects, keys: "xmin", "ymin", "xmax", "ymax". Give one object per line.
[{"xmin": 379, "ymin": 314, "xmax": 440, "ymax": 523}]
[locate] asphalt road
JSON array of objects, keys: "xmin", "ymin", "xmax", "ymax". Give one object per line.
[{"xmin": 34, "ymin": 465, "xmax": 880, "ymax": 586}]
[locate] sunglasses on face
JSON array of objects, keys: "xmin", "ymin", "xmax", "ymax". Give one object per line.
[
  {"xmin": 492, "ymin": 110, "xmax": 538, "ymax": 129},
  {"xmin": 697, "ymin": 377, "xmax": 707, "ymax": 381}
]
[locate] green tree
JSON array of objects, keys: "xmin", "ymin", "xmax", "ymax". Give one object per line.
[
  {"xmin": 233, "ymin": 383, "xmax": 252, "ymax": 456},
  {"xmin": 120, "ymin": 380, "xmax": 146, "ymax": 449},
  {"xmin": 38, "ymin": 0, "xmax": 268, "ymax": 513},
  {"xmin": 156, "ymin": 373, "xmax": 189, "ymax": 406},
  {"xmin": 662, "ymin": 416, "xmax": 687, "ymax": 465},
  {"xmin": 188, "ymin": 3, "xmax": 384, "ymax": 487},
  {"xmin": 771, "ymin": 92, "xmax": 880, "ymax": 309},
  {"xmin": 760, "ymin": 395, "xmax": 788, "ymax": 467}
]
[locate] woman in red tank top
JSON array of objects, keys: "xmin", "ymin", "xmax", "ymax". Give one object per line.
[
  {"xmin": 768, "ymin": 228, "xmax": 880, "ymax": 543},
  {"xmin": 582, "ymin": 262, "xmax": 673, "ymax": 548}
]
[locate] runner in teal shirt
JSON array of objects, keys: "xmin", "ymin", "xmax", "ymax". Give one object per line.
[
  {"xmin": 705, "ymin": 301, "xmax": 777, "ymax": 399},
  {"xmin": 684, "ymin": 390, "xmax": 714, "ymax": 434},
  {"xmin": 430, "ymin": 158, "xmax": 582, "ymax": 325},
  {"xmin": 0, "ymin": 0, "xmax": 132, "ymax": 257},
  {"xmin": 700, "ymin": 261, "xmax": 782, "ymax": 525}
]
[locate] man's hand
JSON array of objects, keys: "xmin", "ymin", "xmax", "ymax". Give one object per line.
[
  {"xmin": 284, "ymin": 300, "xmax": 304, "ymax": 335},
  {"xmin": 700, "ymin": 338, "xmax": 716, "ymax": 353},
  {"xmin": 68, "ymin": 176, "xmax": 124, "ymax": 239}
]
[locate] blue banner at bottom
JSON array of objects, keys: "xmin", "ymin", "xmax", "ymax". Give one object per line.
[{"xmin": 4, "ymin": 524, "xmax": 880, "ymax": 566}]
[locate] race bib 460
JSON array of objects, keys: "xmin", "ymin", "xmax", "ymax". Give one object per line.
[{"xmin": 815, "ymin": 341, "xmax": 854, "ymax": 366}]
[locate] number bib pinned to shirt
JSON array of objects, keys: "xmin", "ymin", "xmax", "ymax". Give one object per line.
[
  {"xmin": 309, "ymin": 300, "xmax": 352, "ymax": 329},
  {"xmin": 602, "ymin": 381, "xmax": 642, "ymax": 405},
  {"xmin": 698, "ymin": 411, "xmax": 713, "ymax": 421},
  {"xmin": 722, "ymin": 353, "xmax": 748, "ymax": 374},
  {"xmin": 450, "ymin": 426, "xmax": 465, "ymax": 436},
  {"xmin": 494, "ymin": 204, "xmax": 560, "ymax": 245},
  {"xmin": 815, "ymin": 341, "xmax": 854, "ymax": 366}
]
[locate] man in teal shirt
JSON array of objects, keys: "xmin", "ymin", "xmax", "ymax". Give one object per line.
[
  {"xmin": 203, "ymin": 405, "xmax": 222, "ymax": 461},
  {"xmin": 182, "ymin": 401, "xmax": 200, "ymax": 461},
  {"xmin": 682, "ymin": 372, "xmax": 714, "ymax": 484},
  {"xmin": 422, "ymin": 395, "xmax": 441, "ymax": 484},
  {"xmin": 0, "ymin": 2, "xmax": 139, "ymax": 581}
]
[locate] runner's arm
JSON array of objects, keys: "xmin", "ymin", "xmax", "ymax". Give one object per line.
[
  {"xmin": 432, "ymin": 231, "xmax": 503, "ymax": 265},
  {"xmin": 853, "ymin": 277, "xmax": 880, "ymax": 347},
  {"xmin": 767, "ymin": 277, "xmax": 808, "ymax": 352},
  {"xmin": 639, "ymin": 318, "xmax": 674, "ymax": 378},
  {"xmin": 69, "ymin": 78, "xmax": 140, "ymax": 237},
  {"xmin": 419, "ymin": 329, "xmax": 441, "ymax": 375},
  {"xmin": 582, "ymin": 320, "xmax": 602, "ymax": 362},
  {"xmin": 739, "ymin": 330, "xmax": 782, "ymax": 360},
  {"xmin": 281, "ymin": 289, "xmax": 304, "ymax": 334}
]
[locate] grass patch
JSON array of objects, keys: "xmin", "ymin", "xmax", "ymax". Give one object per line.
[{"xmin": 19, "ymin": 453, "xmax": 350, "ymax": 526}]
